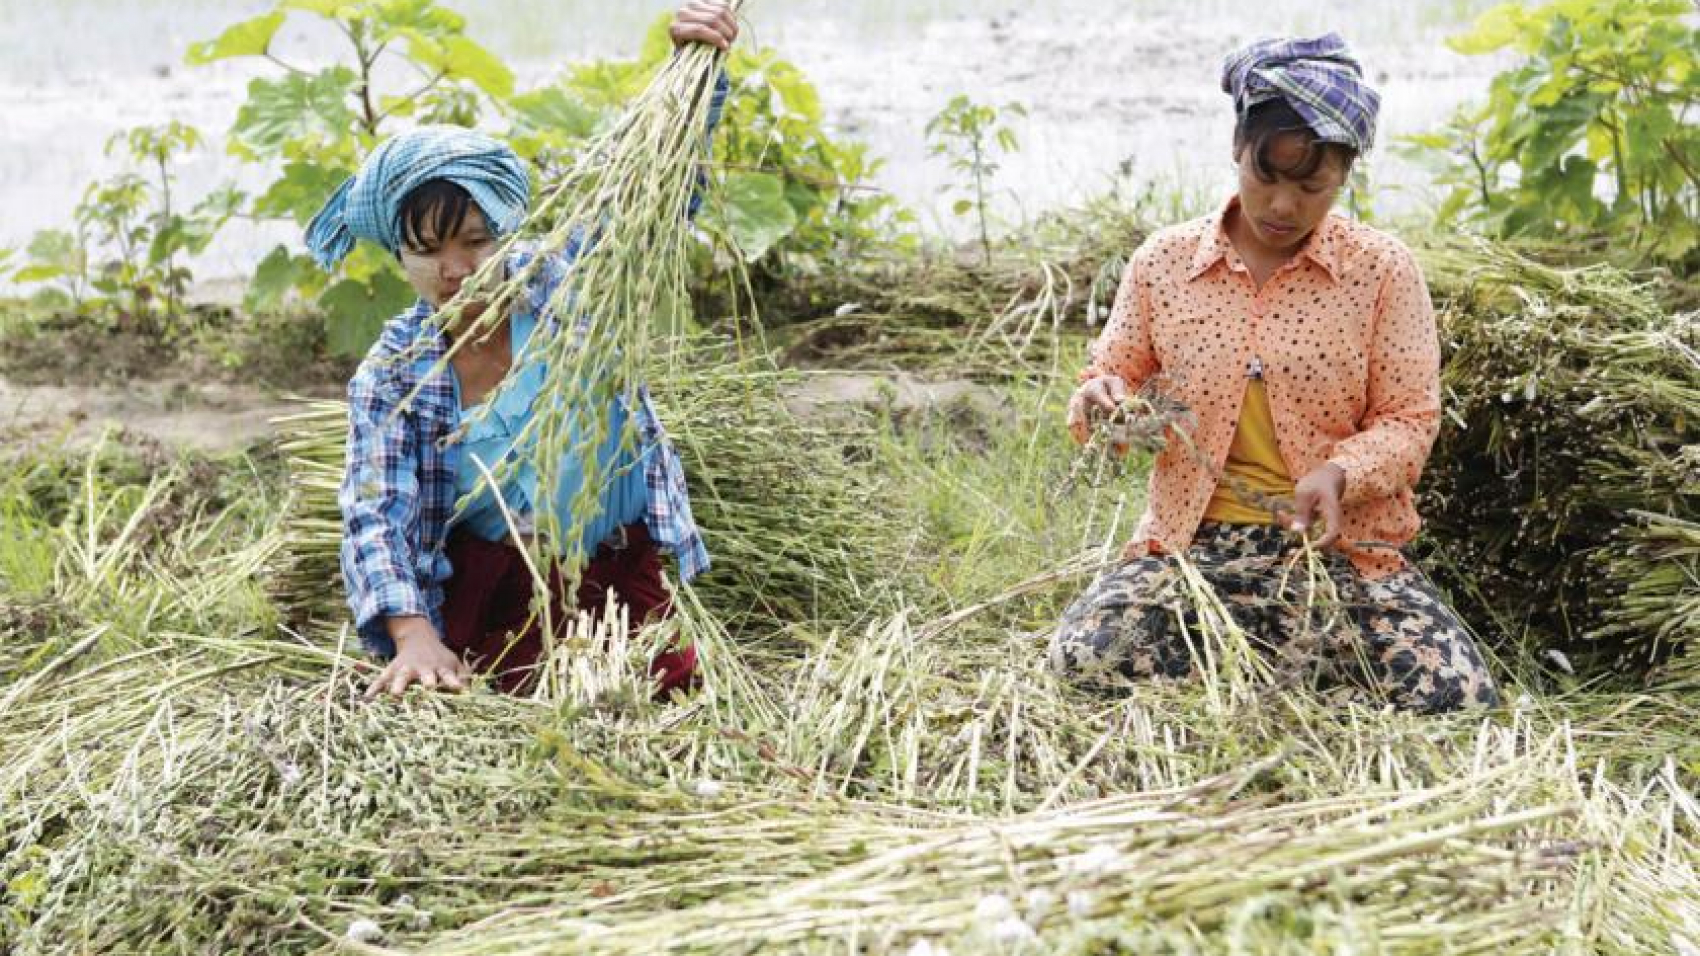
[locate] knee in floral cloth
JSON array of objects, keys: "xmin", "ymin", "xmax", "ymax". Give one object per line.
[
  {"xmin": 1050, "ymin": 557, "xmax": 1195, "ymax": 687},
  {"xmin": 1343, "ymin": 570, "xmax": 1500, "ymax": 714}
]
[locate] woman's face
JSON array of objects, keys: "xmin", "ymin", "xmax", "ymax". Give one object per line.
[
  {"xmin": 1233, "ymin": 132, "xmax": 1348, "ymax": 254},
  {"xmin": 398, "ymin": 206, "xmax": 499, "ymax": 309}
]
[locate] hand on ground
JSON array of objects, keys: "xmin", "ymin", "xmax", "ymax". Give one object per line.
[{"xmin": 367, "ymin": 619, "xmax": 470, "ymax": 699}]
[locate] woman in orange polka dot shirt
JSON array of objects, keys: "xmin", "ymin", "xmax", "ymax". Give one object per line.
[{"xmin": 1052, "ymin": 35, "xmax": 1498, "ymax": 713}]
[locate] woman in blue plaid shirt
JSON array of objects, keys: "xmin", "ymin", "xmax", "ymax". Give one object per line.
[{"xmin": 309, "ymin": 2, "xmax": 739, "ymax": 699}]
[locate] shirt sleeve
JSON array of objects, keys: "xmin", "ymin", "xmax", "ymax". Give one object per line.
[
  {"xmin": 1326, "ymin": 246, "xmax": 1443, "ymax": 506},
  {"xmin": 1073, "ymin": 244, "xmax": 1161, "ymax": 444},
  {"xmin": 339, "ymin": 365, "xmax": 430, "ymax": 654}
]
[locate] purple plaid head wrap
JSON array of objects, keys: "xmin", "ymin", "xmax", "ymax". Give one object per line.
[{"xmin": 1221, "ymin": 33, "xmax": 1381, "ymax": 154}]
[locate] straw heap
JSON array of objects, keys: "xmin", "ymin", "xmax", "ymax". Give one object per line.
[{"xmin": 1417, "ymin": 240, "xmax": 1699, "ymax": 678}]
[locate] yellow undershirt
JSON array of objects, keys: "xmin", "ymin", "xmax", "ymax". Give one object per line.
[{"xmin": 1203, "ymin": 378, "xmax": 1295, "ymax": 525}]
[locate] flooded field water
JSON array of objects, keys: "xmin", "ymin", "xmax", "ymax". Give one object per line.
[{"xmin": 0, "ymin": 0, "xmax": 1513, "ymax": 280}]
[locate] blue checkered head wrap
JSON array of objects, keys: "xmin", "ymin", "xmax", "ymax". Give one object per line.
[
  {"xmin": 305, "ymin": 126, "xmax": 531, "ymax": 270},
  {"xmin": 1221, "ymin": 34, "xmax": 1381, "ymax": 155}
]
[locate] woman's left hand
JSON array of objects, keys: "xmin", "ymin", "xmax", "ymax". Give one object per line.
[
  {"xmin": 671, "ymin": 1, "xmax": 740, "ymax": 51},
  {"xmin": 1288, "ymin": 462, "xmax": 1347, "ymax": 549}
]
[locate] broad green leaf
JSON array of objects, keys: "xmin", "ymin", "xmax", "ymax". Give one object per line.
[
  {"xmin": 1400, "ymin": 132, "xmax": 1455, "ymax": 151},
  {"xmin": 282, "ymin": 0, "xmax": 363, "ymax": 21},
  {"xmin": 397, "ymin": 28, "xmax": 512, "ymax": 99},
  {"xmin": 768, "ymin": 63, "xmax": 822, "ymax": 124},
  {"xmin": 246, "ymin": 245, "xmax": 319, "ymax": 313},
  {"xmin": 28, "ymin": 287, "xmax": 74, "ymax": 314},
  {"xmin": 12, "ymin": 263, "xmax": 71, "ymax": 284},
  {"xmin": 372, "ymin": 0, "xmax": 464, "ymax": 36},
  {"xmin": 254, "ymin": 161, "xmax": 352, "ymax": 224},
  {"xmin": 1448, "ymin": 4, "xmax": 1525, "ymax": 56},
  {"xmin": 568, "ymin": 60, "xmax": 650, "ymax": 108},
  {"xmin": 510, "ymin": 87, "xmax": 604, "ymax": 140},
  {"xmin": 952, "ymin": 198, "xmax": 975, "ymax": 217},
  {"xmin": 716, "ymin": 171, "xmax": 799, "ymax": 261},
  {"xmin": 1550, "ymin": 155, "xmax": 1603, "ymax": 220},
  {"xmin": 783, "ymin": 178, "xmax": 823, "ymax": 218},
  {"xmin": 185, "ymin": 12, "xmax": 287, "ymax": 66},
  {"xmin": 640, "ymin": 13, "xmax": 675, "ymax": 65},
  {"xmin": 1518, "ymin": 94, "xmax": 1599, "ymax": 174},
  {"xmin": 321, "ymin": 268, "xmax": 414, "ymax": 357},
  {"xmin": 230, "ymin": 68, "xmax": 359, "ymax": 161},
  {"xmin": 418, "ymin": 84, "xmax": 480, "ymax": 127},
  {"xmin": 1649, "ymin": 208, "xmax": 1699, "ymax": 260},
  {"xmin": 22, "ymin": 229, "xmax": 81, "ymax": 276},
  {"xmin": 436, "ymin": 36, "xmax": 514, "ymax": 100}
]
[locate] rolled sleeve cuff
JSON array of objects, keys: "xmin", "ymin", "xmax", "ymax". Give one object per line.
[{"xmin": 352, "ymin": 580, "xmax": 431, "ymax": 660}]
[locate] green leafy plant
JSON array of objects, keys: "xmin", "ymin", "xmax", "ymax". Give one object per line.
[
  {"xmin": 1409, "ymin": 0, "xmax": 1699, "ymax": 264},
  {"xmin": 706, "ymin": 45, "xmax": 915, "ymax": 272},
  {"xmin": 926, "ymin": 96, "xmax": 1025, "ymax": 264},
  {"xmin": 512, "ymin": 15, "xmax": 913, "ymax": 280},
  {"xmin": 11, "ymin": 122, "xmax": 238, "ymax": 333},
  {"xmin": 11, "ymin": 3, "xmax": 911, "ymax": 366},
  {"xmin": 187, "ymin": 0, "xmax": 517, "ymax": 354}
]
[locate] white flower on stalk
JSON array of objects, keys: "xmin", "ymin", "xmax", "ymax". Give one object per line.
[
  {"xmin": 344, "ymin": 918, "xmax": 384, "ymax": 943},
  {"xmin": 692, "ymin": 779, "xmax": 724, "ymax": 798},
  {"xmin": 1022, "ymin": 887, "xmax": 1056, "ymax": 923},
  {"xmin": 1063, "ymin": 843, "xmax": 1123, "ymax": 876},
  {"xmin": 990, "ymin": 915, "xmax": 1038, "ymax": 944},
  {"xmin": 973, "ymin": 893, "xmax": 1015, "ymax": 921},
  {"xmin": 278, "ymin": 763, "xmax": 304, "ymax": 792},
  {"xmin": 905, "ymin": 940, "xmax": 951, "ymax": 956},
  {"xmin": 1066, "ymin": 889, "xmax": 1094, "ymax": 917}
]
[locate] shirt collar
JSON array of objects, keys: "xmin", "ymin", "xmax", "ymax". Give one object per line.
[{"xmin": 1188, "ymin": 194, "xmax": 1344, "ymax": 284}]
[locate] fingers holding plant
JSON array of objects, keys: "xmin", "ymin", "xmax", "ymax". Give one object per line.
[
  {"xmin": 671, "ymin": 1, "xmax": 740, "ymax": 50},
  {"xmin": 1067, "ymin": 375, "xmax": 1130, "ymax": 442},
  {"xmin": 1288, "ymin": 462, "xmax": 1347, "ymax": 549}
]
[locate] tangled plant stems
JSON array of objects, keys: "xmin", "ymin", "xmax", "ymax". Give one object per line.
[{"xmin": 396, "ymin": 8, "xmax": 750, "ymax": 591}]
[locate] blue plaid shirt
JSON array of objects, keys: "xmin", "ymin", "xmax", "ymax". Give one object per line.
[
  {"xmin": 340, "ymin": 247, "xmax": 711, "ymax": 658},
  {"xmin": 340, "ymin": 71, "xmax": 726, "ymax": 658}
]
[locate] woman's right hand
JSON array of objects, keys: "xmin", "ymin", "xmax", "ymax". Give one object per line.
[
  {"xmin": 367, "ymin": 617, "xmax": 470, "ymax": 699},
  {"xmin": 1067, "ymin": 375, "xmax": 1130, "ymax": 441}
]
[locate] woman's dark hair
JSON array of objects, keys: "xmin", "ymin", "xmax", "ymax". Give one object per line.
[
  {"xmin": 1233, "ymin": 98, "xmax": 1357, "ymax": 181},
  {"xmin": 397, "ymin": 179, "xmax": 478, "ymax": 252}
]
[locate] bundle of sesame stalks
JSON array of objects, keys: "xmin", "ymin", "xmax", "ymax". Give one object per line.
[
  {"xmin": 1415, "ymin": 239, "xmax": 1699, "ymax": 678},
  {"xmin": 402, "ymin": 5, "xmax": 748, "ymax": 581}
]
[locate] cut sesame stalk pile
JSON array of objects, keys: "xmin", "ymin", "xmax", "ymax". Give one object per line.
[
  {"xmin": 1416, "ymin": 240, "xmax": 1699, "ymax": 679},
  {"xmin": 5, "ymin": 16, "xmax": 1700, "ymax": 949},
  {"xmin": 5, "ymin": 348, "xmax": 1699, "ymax": 952}
]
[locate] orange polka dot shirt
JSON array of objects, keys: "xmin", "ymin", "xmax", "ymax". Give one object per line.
[{"xmin": 1075, "ymin": 196, "xmax": 1441, "ymax": 580}]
